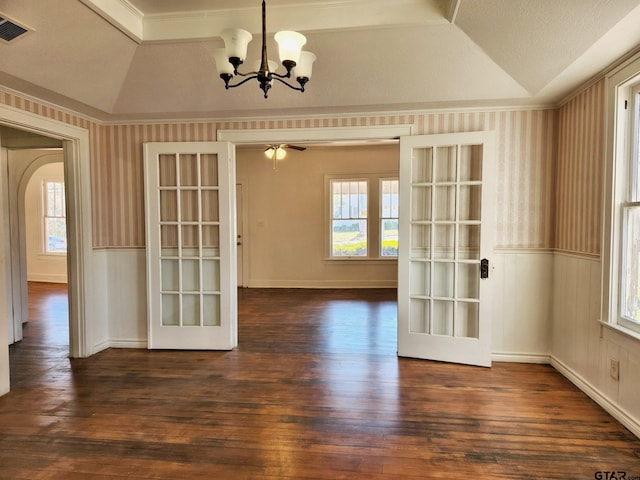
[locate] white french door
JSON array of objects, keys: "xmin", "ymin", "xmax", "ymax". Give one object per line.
[
  {"xmin": 144, "ymin": 142, "xmax": 237, "ymax": 350},
  {"xmin": 397, "ymin": 132, "xmax": 496, "ymax": 367}
]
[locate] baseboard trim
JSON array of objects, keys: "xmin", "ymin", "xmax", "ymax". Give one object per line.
[
  {"xmin": 110, "ymin": 339, "xmax": 148, "ymax": 349},
  {"xmin": 27, "ymin": 273, "xmax": 67, "ymax": 283},
  {"xmin": 551, "ymin": 355, "xmax": 640, "ymax": 439},
  {"xmin": 492, "ymin": 352, "xmax": 551, "ymax": 364}
]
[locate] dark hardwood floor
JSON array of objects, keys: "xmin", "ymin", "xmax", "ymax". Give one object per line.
[{"xmin": 1, "ymin": 282, "xmax": 639, "ymax": 479}]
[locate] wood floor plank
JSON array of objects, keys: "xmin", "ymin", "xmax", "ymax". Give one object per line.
[{"xmin": 1, "ymin": 283, "xmax": 639, "ymax": 479}]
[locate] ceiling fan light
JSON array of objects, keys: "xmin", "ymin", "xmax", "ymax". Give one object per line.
[
  {"xmin": 293, "ymin": 51, "xmax": 316, "ymax": 80},
  {"xmin": 220, "ymin": 28, "xmax": 253, "ymax": 62},
  {"xmin": 274, "ymin": 31, "xmax": 306, "ymax": 65},
  {"xmin": 213, "ymin": 48, "xmax": 234, "ymax": 75},
  {"xmin": 276, "ymin": 147, "xmax": 287, "ymax": 160}
]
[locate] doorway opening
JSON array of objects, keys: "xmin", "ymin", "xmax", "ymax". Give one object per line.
[{"xmin": 1, "ymin": 105, "xmax": 95, "ymax": 396}]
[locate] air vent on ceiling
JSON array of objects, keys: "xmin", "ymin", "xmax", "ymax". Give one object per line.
[{"xmin": 0, "ymin": 14, "xmax": 31, "ymax": 43}]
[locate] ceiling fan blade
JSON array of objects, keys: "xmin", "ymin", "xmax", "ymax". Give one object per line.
[{"xmin": 283, "ymin": 144, "xmax": 306, "ymax": 151}]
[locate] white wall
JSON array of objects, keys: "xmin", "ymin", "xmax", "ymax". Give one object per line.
[
  {"xmin": 551, "ymin": 253, "xmax": 640, "ymax": 437},
  {"xmin": 24, "ymin": 162, "xmax": 67, "ymax": 283}
]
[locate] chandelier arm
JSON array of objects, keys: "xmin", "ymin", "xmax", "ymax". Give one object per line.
[
  {"xmin": 272, "ymin": 76, "xmax": 305, "ymax": 92},
  {"xmin": 224, "ymin": 75, "xmax": 260, "ymax": 89},
  {"xmin": 270, "ymin": 71, "xmax": 292, "ymax": 80}
]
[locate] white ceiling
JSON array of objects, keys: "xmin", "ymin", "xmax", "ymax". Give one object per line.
[{"xmin": 0, "ymin": 0, "xmax": 639, "ymax": 121}]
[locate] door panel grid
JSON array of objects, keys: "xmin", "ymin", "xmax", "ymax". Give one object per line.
[
  {"xmin": 398, "ymin": 132, "xmax": 495, "ymax": 367},
  {"xmin": 145, "ymin": 142, "xmax": 236, "ymax": 350},
  {"xmin": 159, "ymin": 153, "xmax": 221, "ymax": 328}
]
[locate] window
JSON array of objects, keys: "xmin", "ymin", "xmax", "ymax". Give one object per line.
[
  {"xmin": 43, "ymin": 180, "xmax": 67, "ymax": 254},
  {"xmin": 328, "ymin": 175, "xmax": 398, "ymax": 259},
  {"xmin": 604, "ymin": 59, "xmax": 640, "ymax": 337},
  {"xmin": 619, "ymin": 83, "xmax": 640, "ymax": 332},
  {"xmin": 380, "ymin": 179, "xmax": 399, "ymax": 257},
  {"xmin": 330, "ymin": 179, "xmax": 368, "ymax": 256}
]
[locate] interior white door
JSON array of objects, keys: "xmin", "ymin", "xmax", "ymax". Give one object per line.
[
  {"xmin": 236, "ymin": 182, "xmax": 244, "ymax": 288},
  {"xmin": 144, "ymin": 142, "xmax": 237, "ymax": 350},
  {"xmin": 397, "ymin": 132, "xmax": 496, "ymax": 367}
]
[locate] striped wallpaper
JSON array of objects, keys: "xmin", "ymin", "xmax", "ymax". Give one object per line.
[
  {"xmin": 0, "ymin": 89, "xmax": 599, "ymax": 255},
  {"xmin": 555, "ymin": 79, "xmax": 605, "ymax": 256}
]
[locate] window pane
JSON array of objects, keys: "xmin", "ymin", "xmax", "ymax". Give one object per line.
[
  {"xmin": 46, "ymin": 218, "xmax": 67, "ymax": 253},
  {"xmin": 332, "ymin": 219, "xmax": 367, "ymax": 256},
  {"xmin": 381, "ymin": 219, "xmax": 398, "ymax": 256},
  {"xmin": 381, "ymin": 179, "xmax": 399, "ymax": 257},
  {"xmin": 330, "ymin": 180, "xmax": 368, "ymax": 257},
  {"xmin": 44, "ymin": 181, "xmax": 67, "ymax": 254},
  {"xmin": 621, "ymin": 206, "xmax": 640, "ymax": 324}
]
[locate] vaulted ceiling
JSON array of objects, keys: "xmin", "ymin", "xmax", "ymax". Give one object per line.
[{"xmin": 1, "ymin": 0, "xmax": 639, "ymax": 121}]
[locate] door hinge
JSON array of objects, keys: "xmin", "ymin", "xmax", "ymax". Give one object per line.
[
  {"xmin": 480, "ymin": 258, "xmax": 489, "ymax": 279},
  {"xmin": 625, "ymin": 100, "xmax": 628, "ymax": 110}
]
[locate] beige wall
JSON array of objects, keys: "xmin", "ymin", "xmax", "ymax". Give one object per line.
[{"xmin": 236, "ymin": 144, "xmax": 399, "ymax": 287}]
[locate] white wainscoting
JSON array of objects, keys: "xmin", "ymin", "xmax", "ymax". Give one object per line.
[
  {"xmin": 550, "ymin": 252, "xmax": 640, "ymax": 438},
  {"xmin": 102, "ymin": 248, "xmax": 148, "ymax": 349},
  {"xmin": 491, "ymin": 250, "xmax": 554, "ymax": 363}
]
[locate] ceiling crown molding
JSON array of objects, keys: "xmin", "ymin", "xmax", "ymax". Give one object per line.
[{"xmin": 81, "ymin": 0, "xmax": 450, "ymax": 43}]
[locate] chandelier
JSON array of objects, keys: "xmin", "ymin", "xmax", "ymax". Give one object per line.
[{"xmin": 213, "ymin": 0, "xmax": 316, "ymax": 99}]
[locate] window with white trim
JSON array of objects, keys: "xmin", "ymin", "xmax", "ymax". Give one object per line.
[
  {"xmin": 619, "ymin": 83, "xmax": 640, "ymax": 332},
  {"xmin": 43, "ymin": 180, "xmax": 67, "ymax": 254},
  {"xmin": 330, "ymin": 179, "xmax": 368, "ymax": 257},
  {"xmin": 327, "ymin": 175, "xmax": 398, "ymax": 259}
]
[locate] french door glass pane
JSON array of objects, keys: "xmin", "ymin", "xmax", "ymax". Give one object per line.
[
  {"xmin": 411, "ymin": 187, "xmax": 431, "ymax": 221},
  {"xmin": 434, "ymin": 186, "xmax": 456, "ymax": 221},
  {"xmin": 180, "ymin": 190, "xmax": 199, "ymax": 222},
  {"xmin": 160, "ymin": 191, "xmax": 177, "ymax": 221},
  {"xmin": 460, "ymin": 145, "xmax": 483, "ymax": 182},
  {"xmin": 203, "ymin": 295, "xmax": 221, "ymax": 326},
  {"xmin": 181, "ymin": 225, "xmax": 199, "ymax": 253},
  {"xmin": 410, "ymin": 261, "xmax": 430, "ymax": 296},
  {"xmin": 180, "ymin": 154, "xmax": 198, "ymax": 187},
  {"xmin": 161, "ymin": 225, "xmax": 178, "ymax": 252},
  {"xmin": 201, "ymin": 190, "xmax": 219, "ymax": 222},
  {"xmin": 182, "ymin": 259, "xmax": 199, "ymax": 292},
  {"xmin": 410, "ymin": 298, "xmax": 429, "ymax": 333},
  {"xmin": 433, "ymin": 262, "xmax": 454, "ymax": 297},
  {"xmin": 410, "ymin": 224, "xmax": 431, "ymax": 256},
  {"xmin": 159, "ymin": 155, "xmax": 176, "ymax": 186},
  {"xmin": 161, "ymin": 259, "xmax": 179, "ymax": 291},
  {"xmin": 458, "ymin": 263, "xmax": 479, "ymax": 299},
  {"xmin": 411, "ymin": 147, "xmax": 433, "ymax": 183},
  {"xmin": 435, "ymin": 146, "xmax": 457, "ymax": 182},
  {"xmin": 434, "ymin": 224, "xmax": 455, "ymax": 260},
  {"xmin": 200, "ymin": 154, "xmax": 219, "ymax": 187},
  {"xmin": 202, "ymin": 260, "xmax": 220, "ymax": 292},
  {"xmin": 459, "ymin": 224, "xmax": 480, "ymax": 259},
  {"xmin": 456, "ymin": 302, "xmax": 479, "ymax": 338},
  {"xmin": 162, "ymin": 294, "xmax": 179, "ymax": 326},
  {"xmin": 182, "ymin": 295, "xmax": 200, "ymax": 326},
  {"xmin": 459, "ymin": 185, "xmax": 482, "ymax": 221},
  {"xmin": 432, "ymin": 300, "xmax": 454, "ymax": 335}
]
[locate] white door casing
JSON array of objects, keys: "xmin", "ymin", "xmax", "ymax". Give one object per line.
[
  {"xmin": 397, "ymin": 132, "xmax": 496, "ymax": 367},
  {"xmin": 144, "ymin": 142, "xmax": 237, "ymax": 350}
]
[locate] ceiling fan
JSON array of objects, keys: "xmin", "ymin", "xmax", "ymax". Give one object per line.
[{"xmin": 264, "ymin": 143, "xmax": 306, "ymax": 169}]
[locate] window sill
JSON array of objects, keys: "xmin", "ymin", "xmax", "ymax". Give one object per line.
[
  {"xmin": 598, "ymin": 320, "xmax": 640, "ymax": 343},
  {"xmin": 324, "ymin": 257, "xmax": 398, "ymax": 265},
  {"xmin": 38, "ymin": 253, "xmax": 67, "ymax": 259}
]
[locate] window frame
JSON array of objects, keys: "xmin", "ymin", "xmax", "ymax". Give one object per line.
[
  {"xmin": 325, "ymin": 173, "xmax": 398, "ymax": 261},
  {"xmin": 42, "ymin": 179, "xmax": 67, "ymax": 255},
  {"xmin": 329, "ymin": 177, "xmax": 369, "ymax": 258},
  {"xmin": 602, "ymin": 56, "xmax": 640, "ymax": 338}
]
